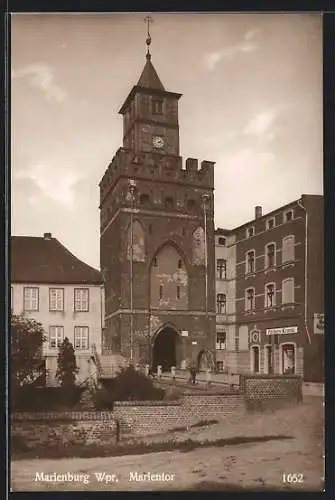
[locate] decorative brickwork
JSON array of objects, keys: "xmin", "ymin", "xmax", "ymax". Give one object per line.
[{"xmin": 240, "ymin": 374, "xmax": 302, "ymax": 401}]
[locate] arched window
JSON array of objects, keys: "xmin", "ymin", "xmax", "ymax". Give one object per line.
[
  {"xmin": 281, "ymin": 343, "xmax": 296, "ymax": 374},
  {"xmin": 282, "ymin": 235, "xmax": 295, "ymax": 263},
  {"xmin": 127, "ymin": 220, "xmax": 145, "ymax": 262},
  {"xmin": 178, "ymin": 259, "xmax": 183, "ymax": 269},
  {"xmin": 192, "ymin": 226, "xmax": 205, "ymax": 265},
  {"xmin": 251, "ymin": 346, "xmax": 260, "ymax": 373}
]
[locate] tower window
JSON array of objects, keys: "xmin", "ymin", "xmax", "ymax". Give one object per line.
[
  {"xmin": 187, "ymin": 199, "xmax": 196, "ymax": 211},
  {"xmin": 140, "ymin": 193, "xmax": 150, "ymax": 206},
  {"xmin": 152, "ymin": 99, "xmax": 163, "ymax": 115},
  {"xmin": 159, "ymin": 284, "xmax": 163, "ymax": 299},
  {"xmin": 178, "ymin": 259, "xmax": 182, "ymax": 269},
  {"xmin": 176, "ymin": 285, "xmax": 181, "ymax": 299},
  {"xmin": 153, "ymin": 257, "xmax": 158, "ymax": 267}
]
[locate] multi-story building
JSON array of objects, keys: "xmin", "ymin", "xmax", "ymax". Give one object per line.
[
  {"xmin": 11, "ymin": 233, "xmax": 104, "ymax": 385},
  {"xmin": 99, "ymin": 41, "xmax": 216, "ymax": 371},
  {"xmin": 214, "ymin": 195, "xmax": 324, "ymax": 381}
]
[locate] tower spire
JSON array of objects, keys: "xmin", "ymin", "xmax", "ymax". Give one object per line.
[{"xmin": 144, "ymin": 15, "xmax": 153, "ymax": 60}]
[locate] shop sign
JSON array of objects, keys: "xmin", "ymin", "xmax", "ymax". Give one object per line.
[
  {"xmin": 266, "ymin": 326, "xmax": 298, "ymax": 336},
  {"xmin": 181, "ymin": 330, "xmax": 189, "ymax": 337}
]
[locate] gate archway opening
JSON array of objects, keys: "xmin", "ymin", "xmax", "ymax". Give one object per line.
[{"xmin": 152, "ymin": 326, "xmax": 179, "ymax": 372}]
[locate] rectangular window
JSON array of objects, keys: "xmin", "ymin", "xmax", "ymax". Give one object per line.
[
  {"xmin": 159, "ymin": 284, "xmax": 163, "ymax": 299},
  {"xmin": 74, "ymin": 326, "xmax": 89, "ymax": 350},
  {"xmin": 49, "ymin": 288, "xmax": 64, "ymax": 311},
  {"xmin": 282, "ymin": 278, "xmax": 295, "ymax": 304},
  {"xmin": 266, "ymin": 218, "xmax": 275, "ymax": 230},
  {"xmin": 152, "ymin": 99, "xmax": 163, "ymax": 115},
  {"xmin": 246, "ymin": 288, "xmax": 255, "ymax": 311},
  {"xmin": 246, "ymin": 251, "xmax": 255, "ymax": 274},
  {"xmin": 265, "ymin": 283, "xmax": 276, "ymax": 308},
  {"xmin": 216, "ymin": 293, "xmax": 226, "ymax": 314},
  {"xmin": 266, "ymin": 244, "xmax": 276, "ymax": 268},
  {"xmin": 49, "ymin": 326, "xmax": 64, "ymax": 349},
  {"xmin": 74, "ymin": 288, "xmax": 89, "ymax": 312},
  {"xmin": 285, "ymin": 210, "xmax": 293, "ymax": 222},
  {"xmin": 216, "ymin": 361, "xmax": 224, "ymax": 373},
  {"xmin": 176, "ymin": 285, "xmax": 180, "ymax": 299},
  {"xmin": 218, "ymin": 237, "xmax": 226, "ymax": 246},
  {"xmin": 247, "ymin": 227, "xmax": 254, "ymax": 238},
  {"xmin": 23, "ymin": 287, "xmax": 39, "ymax": 311},
  {"xmin": 216, "ymin": 259, "xmax": 227, "ymax": 279},
  {"xmin": 282, "ymin": 235, "xmax": 295, "ymax": 263},
  {"xmin": 216, "ymin": 332, "xmax": 226, "ymax": 350}
]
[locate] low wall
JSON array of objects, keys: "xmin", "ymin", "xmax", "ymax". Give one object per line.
[
  {"xmin": 12, "ymin": 411, "xmax": 117, "ymax": 448},
  {"xmin": 240, "ymin": 374, "xmax": 302, "ymax": 402},
  {"xmin": 113, "ymin": 393, "xmax": 245, "ymax": 436}
]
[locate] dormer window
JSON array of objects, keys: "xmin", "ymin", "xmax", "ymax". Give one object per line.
[
  {"xmin": 285, "ymin": 210, "xmax": 293, "ymax": 222},
  {"xmin": 152, "ymin": 99, "xmax": 163, "ymax": 115},
  {"xmin": 266, "ymin": 218, "xmax": 275, "ymax": 230},
  {"xmin": 247, "ymin": 227, "xmax": 254, "ymax": 239}
]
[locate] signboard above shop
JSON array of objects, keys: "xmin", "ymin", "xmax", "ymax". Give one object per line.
[
  {"xmin": 266, "ymin": 326, "xmax": 298, "ymax": 336},
  {"xmin": 314, "ymin": 314, "xmax": 324, "ymax": 334}
]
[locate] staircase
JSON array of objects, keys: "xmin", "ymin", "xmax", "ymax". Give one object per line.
[{"xmin": 91, "ymin": 344, "xmax": 128, "ymax": 379}]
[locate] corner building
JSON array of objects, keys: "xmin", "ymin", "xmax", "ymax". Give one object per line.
[{"xmin": 99, "ymin": 50, "xmax": 216, "ymax": 371}]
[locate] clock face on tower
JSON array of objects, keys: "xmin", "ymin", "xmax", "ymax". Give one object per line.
[{"xmin": 152, "ymin": 135, "xmax": 165, "ymax": 149}]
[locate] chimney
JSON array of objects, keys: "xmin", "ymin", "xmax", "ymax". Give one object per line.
[
  {"xmin": 43, "ymin": 232, "xmax": 52, "ymax": 240},
  {"xmin": 255, "ymin": 206, "xmax": 262, "ymax": 219}
]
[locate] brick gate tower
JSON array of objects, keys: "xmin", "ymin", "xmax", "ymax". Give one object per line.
[{"xmin": 99, "ymin": 23, "xmax": 216, "ymax": 371}]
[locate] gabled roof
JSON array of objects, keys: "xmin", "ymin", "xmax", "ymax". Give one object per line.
[
  {"xmin": 11, "ymin": 235, "xmax": 103, "ymax": 285},
  {"xmin": 136, "ymin": 55, "xmax": 165, "ymax": 91}
]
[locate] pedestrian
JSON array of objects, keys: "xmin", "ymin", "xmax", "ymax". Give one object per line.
[{"xmin": 190, "ymin": 366, "xmax": 197, "ymax": 384}]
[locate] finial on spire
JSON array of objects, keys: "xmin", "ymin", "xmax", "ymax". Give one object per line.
[{"xmin": 144, "ymin": 15, "xmax": 153, "ymax": 60}]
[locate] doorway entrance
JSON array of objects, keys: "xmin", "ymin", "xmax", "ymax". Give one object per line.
[{"xmin": 152, "ymin": 326, "xmax": 178, "ymax": 372}]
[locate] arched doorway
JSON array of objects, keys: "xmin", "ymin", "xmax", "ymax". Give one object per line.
[{"xmin": 152, "ymin": 326, "xmax": 178, "ymax": 372}]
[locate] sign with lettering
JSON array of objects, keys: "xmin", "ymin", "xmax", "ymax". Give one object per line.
[
  {"xmin": 314, "ymin": 314, "xmax": 324, "ymax": 334},
  {"xmin": 266, "ymin": 326, "xmax": 298, "ymax": 336},
  {"xmin": 181, "ymin": 330, "xmax": 189, "ymax": 337}
]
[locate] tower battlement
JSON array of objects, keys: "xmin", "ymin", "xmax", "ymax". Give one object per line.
[{"xmin": 99, "ymin": 148, "xmax": 214, "ymax": 205}]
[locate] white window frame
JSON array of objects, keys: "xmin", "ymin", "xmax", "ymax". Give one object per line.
[
  {"xmin": 266, "ymin": 217, "xmax": 275, "ymax": 230},
  {"xmin": 49, "ymin": 326, "xmax": 64, "ymax": 349},
  {"xmin": 264, "ymin": 282, "xmax": 276, "ymax": 309},
  {"xmin": 245, "ymin": 287, "xmax": 255, "ymax": 311},
  {"xmin": 282, "ymin": 235, "xmax": 295, "ymax": 264},
  {"xmin": 284, "ymin": 209, "xmax": 294, "ymax": 223},
  {"xmin": 250, "ymin": 345, "xmax": 260, "ymax": 373},
  {"xmin": 74, "ymin": 288, "xmax": 89, "ymax": 312},
  {"xmin": 74, "ymin": 326, "xmax": 89, "ymax": 350},
  {"xmin": 246, "ymin": 226, "xmax": 255, "ymax": 239},
  {"xmin": 216, "ymin": 258, "xmax": 227, "ymax": 279},
  {"xmin": 216, "ymin": 293, "xmax": 227, "ymax": 314},
  {"xmin": 279, "ymin": 342, "xmax": 297, "ymax": 375},
  {"xmin": 216, "ymin": 332, "xmax": 227, "ymax": 350},
  {"xmin": 49, "ymin": 288, "xmax": 64, "ymax": 311},
  {"xmin": 265, "ymin": 242, "xmax": 276, "ymax": 269},
  {"xmin": 23, "ymin": 287, "xmax": 39, "ymax": 311},
  {"xmin": 245, "ymin": 249, "xmax": 256, "ymax": 274},
  {"xmin": 282, "ymin": 278, "xmax": 295, "ymax": 305}
]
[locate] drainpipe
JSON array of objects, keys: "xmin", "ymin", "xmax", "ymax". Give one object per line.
[{"xmin": 297, "ymin": 199, "xmax": 312, "ymax": 344}]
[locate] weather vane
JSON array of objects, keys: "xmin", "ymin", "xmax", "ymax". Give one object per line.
[{"xmin": 144, "ymin": 15, "xmax": 153, "ymax": 59}]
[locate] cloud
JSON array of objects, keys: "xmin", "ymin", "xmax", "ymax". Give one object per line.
[
  {"xmin": 14, "ymin": 163, "xmax": 79, "ymax": 208},
  {"xmin": 203, "ymin": 28, "xmax": 260, "ymax": 70},
  {"xmin": 11, "ymin": 64, "xmax": 67, "ymax": 103}
]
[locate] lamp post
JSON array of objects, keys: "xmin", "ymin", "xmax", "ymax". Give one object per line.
[
  {"xmin": 129, "ymin": 179, "xmax": 136, "ymax": 362},
  {"xmin": 201, "ymin": 193, "xmax": 211, "ymax": 368}
]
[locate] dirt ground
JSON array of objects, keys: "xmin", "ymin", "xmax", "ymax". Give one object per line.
[{"xmin": 10, "ymin": 396, "xmax": 324, "ymax": 492}]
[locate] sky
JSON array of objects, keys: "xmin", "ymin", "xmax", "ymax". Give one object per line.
[{"xmin": 11, "ymin": 13, "xmax": 323, "ymax": 270}]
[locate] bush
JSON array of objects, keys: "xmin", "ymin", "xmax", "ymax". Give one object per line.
[
  {"xmin": 93, "ymin": 366, "xmax": 165, "ymax": 409},
  {"xmin": 11, "ymin": 386, "xmax": 86, "ymax": 411}
]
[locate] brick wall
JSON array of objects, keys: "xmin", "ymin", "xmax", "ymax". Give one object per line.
[
  {"xmin": 12, "ymin": 412, "xmax": 117, "ymax": 448},
  {"xmin": 240, "ymin": 374, "xmax": 302, "ymax": 401},
  {"xmin": 113, "ymin": 393, "xmax": 246, "ymax": 436}
]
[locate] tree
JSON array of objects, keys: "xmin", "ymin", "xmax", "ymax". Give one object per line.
[
  {"xmin": 11, "ymin": 313, "xmax": 47, "ymax": 390},
  {"xmin": 56, "ymin": 337, "xmax": 79, "ymax": 388}
]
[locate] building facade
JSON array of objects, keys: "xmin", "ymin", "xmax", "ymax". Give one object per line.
[
  {"xmin": 214, "ymin": 195, "xmax": 324, "ymax": 381},
  {"xmin": 11, "ymin": 233, "xmax": 104, "ymax": 386},
  {"xmin": 99, "ymin": 48, "xmax": 216, "ymax": 371}
]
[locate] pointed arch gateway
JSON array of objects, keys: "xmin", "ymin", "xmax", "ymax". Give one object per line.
[{"xmin": 152, "ymin": 323, "xmax": 180, "ymax": 372}]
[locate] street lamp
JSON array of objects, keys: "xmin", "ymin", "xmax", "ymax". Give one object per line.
[{"xmin": 129, "ymin": 179, "xmax": 137, "ymax": 362}]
